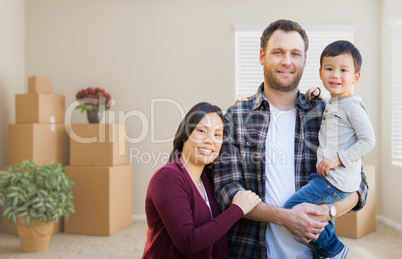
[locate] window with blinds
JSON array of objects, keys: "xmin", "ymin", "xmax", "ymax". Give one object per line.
[
  {"xmin": 391, "ymin": 17, "xmax": 402, "ymax": 165},
  {"xmin": 234, "ymin": 25, "xmax": 355, "ymax": 97}
]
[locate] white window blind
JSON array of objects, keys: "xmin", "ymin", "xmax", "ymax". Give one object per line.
[
  {"xmin": 235, "ymin": 25, "xmax": 355, "ymax": 97},
  {"xmin": 391, "ymin": 18, "xmax": 402, "ymax": 165}
]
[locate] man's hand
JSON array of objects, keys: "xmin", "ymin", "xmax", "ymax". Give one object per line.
[
  {"xmin": 281, "ymin": 203, "xmax": 328, "ymax": 244},
  {"xmin": 305, "ymin": 87, "xmax": 320, "ymax": 101},
  {"xmin": 317, "ymin": 156, "xmax": 341, "ymax": 176}
]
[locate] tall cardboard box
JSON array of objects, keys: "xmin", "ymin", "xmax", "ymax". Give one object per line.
[
  {"xmin": 69, "ymin": 124, "xmax": 127, "ymax": 166},
  {"xmin": 28, "ymin": 76, "xmax": 52, "ymax": 94},
  {"xmin": 8, "ymin": 124, "xmax": 69, "ymax": 165},
  {"xmin": 335, "ymin": 165, "xmax": 376, "ymax": 238},
  {"xmin": 15, "ymin": 93, "xmax": 65, "ymax": 124},
  {"xmin": 64, "ymin": 164, "xmax": 132, "ymax": 236}
]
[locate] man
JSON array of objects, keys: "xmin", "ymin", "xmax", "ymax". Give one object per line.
[{"xmin": 212, "ymin": 19, "xmax": 368, "ymax": 258}]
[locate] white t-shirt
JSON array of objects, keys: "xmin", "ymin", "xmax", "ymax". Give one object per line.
[{"xmin": 264, "ymin": 104, "xmax": 312, "ymax": 259}]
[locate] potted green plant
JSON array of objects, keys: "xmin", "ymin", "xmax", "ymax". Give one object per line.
[
  {"xmin": 0, "ymin": 160, "xmax": 75, "ymax": 252},
  {"xmin": 75, "ymin": 87, "xmax": 112, "ymax": 123}
]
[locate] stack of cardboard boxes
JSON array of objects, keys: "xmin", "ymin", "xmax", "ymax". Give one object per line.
[
  {"xmin": 3, "ymin": 76, "xmax": 69, "ymax": 235},
  {"xmin": 65, "ymin": 124, "xmax": 132, "ymax": 236}
]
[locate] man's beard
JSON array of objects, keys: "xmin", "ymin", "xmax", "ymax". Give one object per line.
[{"xmin": 263, "ymin": 65, "xmax": 302, "ymax": 92}]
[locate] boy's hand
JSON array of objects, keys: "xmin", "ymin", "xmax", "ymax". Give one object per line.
[
  {"xmin": 317, "ymin": 156, "xmax": 341, "ymax": 176},
  {"xmin": 305, "ymin": 87, "xmax": 320, "ymax": 101},
  {"xmin": 234, "ymin": 95, "xmax": 251, "ymax": 105}
]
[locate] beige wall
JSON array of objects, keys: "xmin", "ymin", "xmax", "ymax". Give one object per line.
[
  {"xmin": 25, "ymin": 0, "xmax": 381, "ymax": 217},
  {"xmin": 0, "ymin": 0, "xmax": 25, "ymax": 222},
  {"xmin": 380, "ymin": 0, "xmax": 402, "ymax": 228}
]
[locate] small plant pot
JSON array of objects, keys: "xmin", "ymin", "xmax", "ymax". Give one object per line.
[
  {"xmin": 86, "ymin": 110, "xmax": 102, "ymax": 123},
  {"xmin": 17, "ymin": 218, "xmax": 55, "ymax": 253}
]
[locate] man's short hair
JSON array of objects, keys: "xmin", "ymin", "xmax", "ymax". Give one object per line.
[
  {"xmin": 320, "ymin": 40, "xmax": 362, "ymax": 73},
  {"xmin": 260, "ymin": 19, "xmax": 309, "ymax": 53}
]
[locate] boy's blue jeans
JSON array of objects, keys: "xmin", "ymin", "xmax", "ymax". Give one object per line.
[{"xmin": 283, "ymin": 173, "xmax": 352, "ymax": 258}]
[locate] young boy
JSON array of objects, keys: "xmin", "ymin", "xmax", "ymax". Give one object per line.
[{"xmin": 283, "ymin": 40, "xmax": 376, "ymax": 259}]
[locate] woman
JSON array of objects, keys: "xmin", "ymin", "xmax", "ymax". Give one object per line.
[{"xmin": 142, "ymin": 102, "xmax": 261, "ymax": 259}]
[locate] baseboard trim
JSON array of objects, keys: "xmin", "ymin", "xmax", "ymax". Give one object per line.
[
  {"xmin": 132, "ymin": 215, "xmax": 146, "ymax": 221},
  {"xmin": 377, "ymin": 215, "xmax": 402, "ymax": 232}
]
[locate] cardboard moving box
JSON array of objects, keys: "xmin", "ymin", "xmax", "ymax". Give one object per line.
[
  {"xmin": 335, "ymin": 165, "xmax": 376, "ymax": 238},
  {"xmin": 28, "ymin": 76, "xmax": 52, "ymax": 94},
  {"xmin": 16, "ymin": 93, "xmax": 65, "ymax": 124},
  {"xmin": 69, "ymin": 124, "xmax": 127, "ymax": 166},
  {"xmin": 64, "ymin": 164, "xmax": 132, "ymax": 236},
  {"xmin": 8, "ymin": 124, "xmax": 69, "ymax": 165}
]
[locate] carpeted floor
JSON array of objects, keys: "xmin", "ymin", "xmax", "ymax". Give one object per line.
[{"xmin": 0, "ymin": 220, "xmax": 401, "ymax": 258}]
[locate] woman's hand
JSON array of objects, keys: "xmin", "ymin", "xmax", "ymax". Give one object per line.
[{"xmin": 232, "ymin": 190, "xmax": 262, "ymax": 215}]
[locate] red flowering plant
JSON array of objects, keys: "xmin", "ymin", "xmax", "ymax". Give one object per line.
[{"xmin": 75, "ymin": 87, "xmax": 112, "ymax": 113}]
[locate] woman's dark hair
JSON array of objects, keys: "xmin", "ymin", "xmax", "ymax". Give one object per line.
[{"xmin": 168, "ymin": 102, "xmax": 223, "ymax": 162}]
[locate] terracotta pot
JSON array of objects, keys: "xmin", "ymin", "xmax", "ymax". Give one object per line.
[{"xmin": 16, "ymin": 217, "xmax": 55, "ymax": 252}]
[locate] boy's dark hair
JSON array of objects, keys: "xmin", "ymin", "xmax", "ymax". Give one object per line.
[
  {"xmin": 260, "ymin": 19, "xmax": 309, "ymax": 53},
  {"xmin": 320, "ymin": 40, "xmax": 362, "ymax": 73}
]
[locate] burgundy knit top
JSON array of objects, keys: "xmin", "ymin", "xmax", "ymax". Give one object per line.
[{"xmin": 142, "ymin": 156, "xmax": 244, "ymax": 259}]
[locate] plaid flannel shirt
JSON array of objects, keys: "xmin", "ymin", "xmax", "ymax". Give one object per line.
[{"xmin": 211, "ymin": 83, "xmax": 368, "ymax": 259}]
